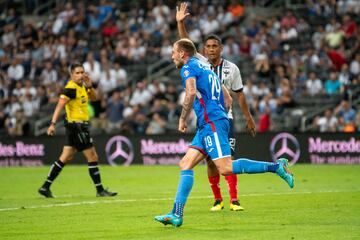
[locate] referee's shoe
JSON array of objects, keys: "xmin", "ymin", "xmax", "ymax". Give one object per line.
[
  {"xmin": 38, "ymin": 187, "xmax": 54, "ymax": 198},
  {"xmin": 96, "ymin": 189, "xmax": 117, "ymax": 197}
]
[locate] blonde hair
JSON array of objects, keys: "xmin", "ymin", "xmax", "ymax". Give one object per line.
[{"xmin": 175, "ymin": 38, "xmax": 196, "ymax": 56}]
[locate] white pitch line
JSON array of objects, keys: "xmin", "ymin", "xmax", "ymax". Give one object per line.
[{"xmin": 0, "ymin": 189, "xmax": 358, "ymax": 212}]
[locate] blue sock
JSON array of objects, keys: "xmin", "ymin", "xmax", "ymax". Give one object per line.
[
  {"xmin": 171, "ymin": 170, "xmax": 194, "ymax": 217},
  {"xmin": 232, "ymin": 158, "xmax": 279, "ymax": 174}
]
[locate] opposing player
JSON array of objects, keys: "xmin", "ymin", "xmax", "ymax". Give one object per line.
[
  {"xmin": 38, "ymin": 63, "xmax": 117, "ymax": 198},
  {"xmin": 154, "ymin": 39, "xmax": 294, "ymax": 227},
  {"xmin": 176, "ymin": 2, "xmax": 256, "ymax": 211}
]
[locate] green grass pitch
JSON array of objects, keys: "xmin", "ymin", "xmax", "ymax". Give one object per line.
[{"xmin": 0, "ymin": 165, "xmax": 359, "ymax": 240}]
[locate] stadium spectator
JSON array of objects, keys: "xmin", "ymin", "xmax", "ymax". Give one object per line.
[
  {"xmin": 5, "ymin": 109, "xmax": 27, "ymax": 136},
  {"xmin": 113, "ymin": 62, "xmax": 128, "ymax": 87},
  {"xmin": 200, "ymin": 14, "xmax": 220, "ymax": 36},
  {"xmin": 223, "ymin": 36, "xmax": 240, "ymax": 60},
  {"xmin": 258, "ymin": 92, "xmax": 277, "ymax": 114},
  {"xmin": 11, "ymin": 81, "xmax": 23, "ymax": 98},
  {"xmin": 40, "ymin": 61, "xmax": 58, "ymax": 86},
  {"xmin": 306, "ymin": 72, "xmax": 323, "ymax": 96},
  {"xmin": 335, "ymin": 100, "xmax": 356, "ymax": 125},
  {"xmin": 34, "ymin": 85, "xmax": 49, "ymax": 110},
  {"xmin": 243, "ymin": 79, "xmax": 258, "ymax": 110},
  {"xmin": 312, "ymin": 25, "xmax": 326, "ymax": 50},
  {"xmin": 341, "ymin": 14, "xmax": 357, "ymax": 38},
  {"xmin": 227, "ymin": 0, "xmax": 245, "ymax": 19},
  {"xmin": 129, "ymin": 81, "xmax": 153, "ymax": 106},
  {"xmin": 280, "ymin": 10, "xmax": 297, "ymax": 28},
  {"xmin": 7, "ymin": 58, "xmax": 24, "ymax": 83},
  {"xmin": 254, "ymin": 47, "xmax": 270, "ymax": 77},
  {"xmin": 326, "ymin": 47, "xmax": 347, "ymax": 71},
  {"xmin": 350, "ymin": 53, "xmax": 360, "ymax": 77},
  {"xmin": 98, "ymin": 62, "xmax": 117, "ymax": 93},
  {"xmin": 339, "ymin": 63, "xmax": 351, "ymax": 86},
  {"xmin": 83, "ymin": 52, "xmax": 101, "ymax": 84},
  {"xmin": 106, "ymin": 91, "xmax": 124, "ymax": 133},
  {"xmin": 258, "ymin": 107, "xmax": 271, "ymax": 133},
  {"xmin": 312, "ymin": 109, "xmax": 338, "ymax": 132},
  {"xmin": 146, "ymin": 112, "xmax": 167, "ymax": 134},
  {"xmin": 324, "ymin": 71, "xmax": 342, "ymax": 95},
  {"xmin": 325, "ymin": 24, "xmax": 344, "ymax": 48},
  {"xmin": 2, "ymin": 24, "xmax": 16, "ymax": 47},
  {"xmin": 22, "ymin": 93, "xmax": 39, "ymax": 117},
  {"xmin": 97, "ymin": 0, "xmax": 114, "ymax": 24}
]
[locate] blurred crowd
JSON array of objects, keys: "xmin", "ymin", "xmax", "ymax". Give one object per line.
[
  {"xmin": 0, "ymin": 0, "xmax": 359, "ymax": 136},
  {"xmin": 220, "ymin": 0, "xmax": 360, "ymax": 132}
]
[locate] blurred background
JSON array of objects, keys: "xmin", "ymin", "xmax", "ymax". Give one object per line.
[{"xmin": 0, "ymin": 0, "xmax": 359, "ymax": 137}]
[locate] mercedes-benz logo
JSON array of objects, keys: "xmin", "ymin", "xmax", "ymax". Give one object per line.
[
  {"xmin": 105, "ymin": 136, "xmax": 134, "ymax": 166},
  {"xmin": 270, "ymin": 133, "xmax": 300, "ymax": 165}
]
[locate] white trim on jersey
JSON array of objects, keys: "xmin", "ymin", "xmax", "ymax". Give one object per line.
[
  {"xmin": 213, "ymin": 132, "xmax": 223, "ymax": 158},
  {"xmin": 196, "ymin": 90, "xmax": 202, "ymax": 99}
]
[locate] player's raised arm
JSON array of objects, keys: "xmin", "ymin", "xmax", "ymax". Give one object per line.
[
  {"xmin": 179, "ymin": 77, "xmax": 196, "ymax": 133},
  {"xmin": 176, "ymin": 2, "xmax": 190, "ymax": 39}
]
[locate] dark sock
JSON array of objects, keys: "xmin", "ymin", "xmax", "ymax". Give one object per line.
[
  {"xmin": 88, "ymin": 162, "xmax": 104, "ymax": 192},
  {"xmin": 267, "ymin": 163, "xmax": 279, "ymax": 173},
  {"xmin": 42, "ymin": 160, "xmax": 65, "ymax": 189}
]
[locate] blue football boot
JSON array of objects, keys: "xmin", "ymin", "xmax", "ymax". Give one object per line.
[
  {"xmin": 276, "ymin": 158, "xmax": 294, "ymax": 188},
  {"xmin": 154, "ymin": 213, "xmax": 183, "ymax": 227}
]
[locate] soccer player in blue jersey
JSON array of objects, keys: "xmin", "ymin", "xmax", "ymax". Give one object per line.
[
  {"xmin": 154, "ymin": 39, "xmax": 294, "ymax": 227},
  {"xmin": 176, "ymin": 2, "xmax": 256, "ymax": 211}
]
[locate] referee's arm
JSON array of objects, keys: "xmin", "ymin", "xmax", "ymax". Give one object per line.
[
  {"xmin": 47, "ymin": 97, "xmax": 67, "ymax": 136},
  {"xmin": 83, "ymin": 73, "xmax": 97, "ymax": 101},
  {"xmin": 86, "ymin": 87, "xmax": 97, "ymax": 101}
]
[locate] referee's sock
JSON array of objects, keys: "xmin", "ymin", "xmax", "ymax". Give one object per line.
[
  {"xmin": 88, "ymin": 162, "xmax": 104, "ymax": 192},
  {"xmin": 232, "ymin": 158, "xmax": 279, "ymax": 174},
  {"xmin": 172, "ymin": 170, "xmax": 194, "ymax": 217},
  {"xmin": 42, "ymin": 160, "xmax": 65, "ymax": 189}
]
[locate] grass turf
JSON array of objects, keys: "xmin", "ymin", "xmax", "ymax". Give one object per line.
[{"xmin": 0, "ymin": 165, "xmax": 359, "ymax": 240}]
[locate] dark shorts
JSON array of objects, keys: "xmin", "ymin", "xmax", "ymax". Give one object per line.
[
  {"xmin": 229, "ymin": 118, "xmax": 236, "ymax": 157},
  {"xmin": 65, "ymin": 122, "xmax": 93, "ymax": 151}
]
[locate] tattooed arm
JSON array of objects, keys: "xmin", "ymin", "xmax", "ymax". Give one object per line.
[{"xmin": 179, "ymin": 77, "xmax": 197, "ymax": 133}]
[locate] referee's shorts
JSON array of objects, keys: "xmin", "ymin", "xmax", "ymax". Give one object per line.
[{"xmin": 65, "ymin": 121, "xmax": 93, "ymax": 151}]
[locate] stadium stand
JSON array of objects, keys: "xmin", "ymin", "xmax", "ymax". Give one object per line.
[{"xmin": 0, "ymin": 0, "xmax": 359, "ymax": 137}]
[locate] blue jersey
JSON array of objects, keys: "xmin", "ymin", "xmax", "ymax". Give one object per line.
[{"xmin": 180, "ymin": 57, "xmax": 228, "ymax": 128}]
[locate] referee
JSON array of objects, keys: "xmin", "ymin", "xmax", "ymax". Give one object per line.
[{"xmin": 38, "ymin": 63, "xmax": 117, "ymax": 198}]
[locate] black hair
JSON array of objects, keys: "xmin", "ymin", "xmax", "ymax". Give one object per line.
[
  {"xmin": 70, "ymin": 63, "xmax": 84, "ymax": 72},
  {"xmin": 204, "ymin": 34, "xmax": 222, "ymax": 45}
]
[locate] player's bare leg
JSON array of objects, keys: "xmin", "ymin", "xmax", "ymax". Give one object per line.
[
  {"xmin": 38, "ymin": 146, "xmax": 77, "ymax": 198},
  {"xmin": 83, "ymin": 147, "xmax": 117, "ymax": 197}
]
